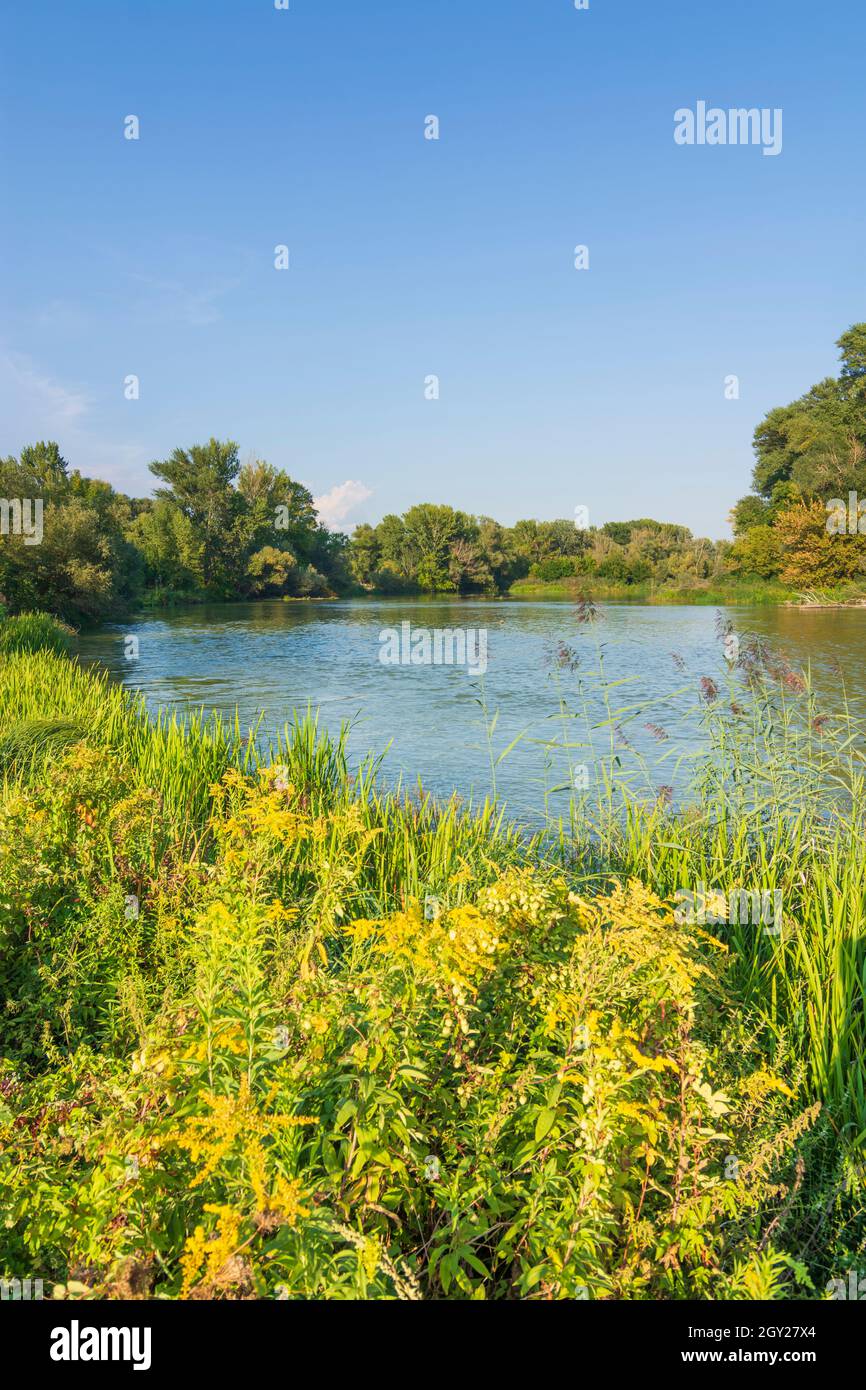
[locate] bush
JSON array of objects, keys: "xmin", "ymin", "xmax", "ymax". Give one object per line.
[{"xmin": 531, "ymin": 557, "xmax": 576, "ymax": 582}]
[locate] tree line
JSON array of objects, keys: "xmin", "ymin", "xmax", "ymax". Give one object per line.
[
  {"xmin": 348, "ymin": 509, "xmax": 729, "ymax": 593},
  {"xmin": 0, "ymin": 440, "xmax": 349, "ymax": 622},
  {"xmin": 2, "ymin": 321, "xmax": 864, "ymax": 623},
  {"xmin": 0, "ymin": 441, "xmax": 731, "ymax": 623}
]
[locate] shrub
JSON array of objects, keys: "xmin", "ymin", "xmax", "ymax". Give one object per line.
[{"xmin": 532, "ymin": 556, "xmax": 576, "ymax": 582}]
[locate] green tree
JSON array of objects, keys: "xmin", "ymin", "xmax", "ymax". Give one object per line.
[
  {"xmin": 348, "ymin": 523, "xmax": 381, "ymax": 586},
  {"xmin": 728, "ymin": 525, "xmax": 782, "ymax": 579},
  {"xmin": 149, "ymin": 439, "xmax": 242, "ymax": 593},
  {"xmin": 128, "ymin": 501, "xmax": 204, "ymax": 592}
]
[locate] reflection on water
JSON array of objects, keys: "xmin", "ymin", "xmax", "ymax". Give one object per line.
[{"xmin": 74, "ymin": 600, "xmax": 866, "ymax": 822}]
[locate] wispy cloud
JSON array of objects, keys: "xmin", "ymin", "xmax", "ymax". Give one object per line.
[
  {"xmin": 0, "ymin": 347, "xmax": 152, "ymax": 493},
  {"xmin": 0, "ymin": 350, "xmax": 89, "ymax": 426},
  {"xmin": 314, "ymin": 479, "xmax": 373, "ymax": 530},
  {"xmin": 124, "ymin": 268, "xmax": 246, "ymax": 327}
]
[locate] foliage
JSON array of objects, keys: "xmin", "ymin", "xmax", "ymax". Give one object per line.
[
  {"xmin": 0, "ymin": 642, "xmax": 862, "ymax": 1299},
  {"xmin": 774, "ymin": 501, "xmax": 866, "ymax": 586},
  {"xmin": 0, "ymin": 445, "xmax": 142, "ymax": 623},
  {"xmin": 0, "ymin": 439, "xmax": 350, "ymax": 619},
  {"xmin": 731, "ymin": 323, "xmax": 866, "ymax": 582},
  {"xmin": 350, "ymin": 509, "xmax": 731, "ymax": 596}
]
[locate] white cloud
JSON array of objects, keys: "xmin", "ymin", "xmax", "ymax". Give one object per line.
[
  {"xmin": 0, "ymin": 350, "xmax": 89, "ymax": 426},
  {"xmin": 313, "ymin": 479, "xmax": 373, "ymax": 530}
]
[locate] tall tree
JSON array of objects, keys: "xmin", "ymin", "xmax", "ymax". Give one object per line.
[{"xmin": 149, "ymin": 438, "xmax": 241, "ymax": 593}]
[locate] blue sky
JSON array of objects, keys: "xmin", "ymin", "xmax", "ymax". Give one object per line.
[{"xmin": 1, "ymin": 0, "xmax": 864, "ymax": 538}]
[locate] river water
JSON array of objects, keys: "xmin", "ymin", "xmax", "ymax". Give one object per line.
[{"xmin": 75, "ymin": 599, "xmax": 866, "ymax": 822}]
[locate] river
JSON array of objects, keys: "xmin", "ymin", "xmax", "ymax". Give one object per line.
[{"xmin": 75, "ymin": 599, "xmax": 866, "ymax": 823}]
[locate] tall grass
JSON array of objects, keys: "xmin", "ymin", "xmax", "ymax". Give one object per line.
[
  {"xmin": 1, "ymin": 615, "xmax": 864, "ymax": 1296},
  {"xmin": 0, "ymin": 612, "xmax": 74, "ymax": 655},
  {"xmin": 0, "ymin": 650, "xmax": 531, "ymax": 908}
]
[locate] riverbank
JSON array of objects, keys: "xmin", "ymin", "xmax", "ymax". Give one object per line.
[
  {"xmin": 508, "ymin": 577, "xmax": 795, "ymax": 604},
  {"xmin": 0, "ymin": 616, "xmax": 863, "ymax": 1299},
  {"xmin": 509, "ymin": 577, "xmax": 866, "ymax": 606},
  {"xmin": 94, "ymin": 576, "xmax": 866, "ymax": 615}
]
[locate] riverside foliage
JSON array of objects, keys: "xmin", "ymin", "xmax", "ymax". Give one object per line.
[
  {"xmin": 0, "ymin": 619, "xmax": 863, "ymax": 1300},
  {"xmin": 3, "ymin": 325, "xmax": 866, "ymax": 621}
]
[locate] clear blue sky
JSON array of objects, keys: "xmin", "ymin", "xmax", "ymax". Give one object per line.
[{"xmin": 1, "ymin": 0, "xmax": 864, "ymax": 538}]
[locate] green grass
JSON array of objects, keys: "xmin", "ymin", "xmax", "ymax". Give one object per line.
[
  {"xmin": 508, "ymin": 576, "xmax": 796, "ymax": 604},
  {"xmin": 0, "ymin": 611, "xmax": 75, "ymax": 655}
]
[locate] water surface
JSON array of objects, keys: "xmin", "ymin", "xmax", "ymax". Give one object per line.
[{"xmin": 75, "ymin": 600, "xmax": 866, "ymax": 822}]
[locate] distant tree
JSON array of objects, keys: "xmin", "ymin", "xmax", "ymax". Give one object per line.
[
  {"xmin": 750, "ymin": 326, "xmax": 866, "ymax": 501},
  {"xmin": 402, "ymin": 504, "xmax": 474, "ymax": 591},
  {"xmin": 596, "ymin": 550, "xmax": 628, "ymax": 582},
  {"xmin": 730, "ymin": 494, "xmax": 769, "ymax": 535},
  {"xmin": 477, "ymin": 517, "xmax": 522, "ymax": 588},
  {"xmin": 348, "ymin": 523, "xmax": 381, "ymax": 586},
  {"xmin": 601, "ymin": 521, "xmax": 633, "ymax": 546},
  {"xmin": 532, "ymin": 556, "xmax": 575, "ymax": 582},
  {"xmin": 376, "ymin": 514, "xmax": 412, "ymax": 574},
  {"xmin": 17, "ymin": 440, "xmax": 70, "ymax": 495},
  {"xmin": 510, "ymin": 519, "xmax": 545, "ymax": 566},
  {"xmin": 0, "ymin": 443, "xmax": 141, "ymax": 620},
  {"xmin": 246, "ymin": 545, "xmax": 298, "ymax": 595},
  {"xmin": 149, "ymin": 439, "xmax": 242, "ymax": 593},
  {"xmin": 128, "ymin": 500, "xmax": 204, "ymax": 592},
  {"xmin": 838, "ymin": 322, "xmax": 866, "ymax": 401},
  {"xmin": 448, "ymin": 536, "xmax": 492, "ymax": 592}
]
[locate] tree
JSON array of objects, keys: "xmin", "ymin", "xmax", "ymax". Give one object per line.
[
  {"xmin": 246, "ymin": 546, "xmax": 298, "ymax": 595},
  {"xmin": 17, "ymin": 441, "xmax": 70, "ymax": 495},
  {"xmin": 838, "ymin": 323, "xmax": 866, "ymax": 401},
  {"xmin": 348, "ymin": 523, "xmax": 381, "ymax": 586},
  {"xmin": 375, "ymin": 515, "xmax": 413, "ymax": 576},
  {"xmin": 730, "ymin": 494, "xmax": 768, "ymax": 535},
  {"xmin": 728, "ymin": 525, "xmax": 782, "ymax": 579},
  {"xmin": 402, "ymin": 504, "xmax": 474, "ymax": 591},
  {"xmin": 149, "ymin": 439, "xmax": 242, "ymax": 593},
  {"xmin": 776, "ymin": 500, "xmax": 866, "ymax": 586},
  {"xmin": 0, "ymin": 443, "xmax": 142, "ymax": 621},
  {"xmin": 448, "ymin": 536, "xmax": 492, "ymax": 592},
  {"xmin": 128, "ymin": 501, "xmax": 204, "ymax": 592},
  {"xmin": 750, "ymin": 326, "xmax": 866, "ymax": 502},
  {"xmin": 477, "ymin": 517, "xmax": 522, "ymax": 588}
]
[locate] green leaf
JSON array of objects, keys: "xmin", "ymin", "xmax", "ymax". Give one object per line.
[{"xmin": 535, "ymin": 1107, "xmax": 557, "ymax": 1142}]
